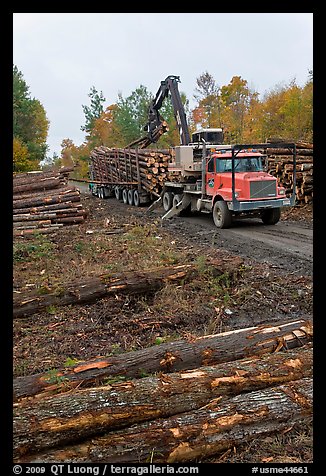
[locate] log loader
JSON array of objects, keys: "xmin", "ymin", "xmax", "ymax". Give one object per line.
[
  {"xmin": 143, "ymin": 75, "xmax": 297, "ymax": 227},
  {"xmin": 89, "ymin": 75, "xmax": 297, "ymax": 228}
]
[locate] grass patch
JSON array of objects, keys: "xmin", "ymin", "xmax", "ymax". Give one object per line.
[{"xmin": 13, "ymin": 235, "xmax": 54, "ymax": 262}]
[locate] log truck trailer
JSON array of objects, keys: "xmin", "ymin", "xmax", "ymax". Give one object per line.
[{"xmin": 90, "ymin": 75, "xmax": 297, "ymax": 228}]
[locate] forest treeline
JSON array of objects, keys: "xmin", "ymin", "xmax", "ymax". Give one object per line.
[{"xmin": 13, "ymin": 67, "xmax": 313, "ymax": 176}]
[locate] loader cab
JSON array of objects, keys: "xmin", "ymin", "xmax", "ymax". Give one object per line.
[{"xmin": 191, "ymin": 128, "xmax": 224, "ymax": 145}]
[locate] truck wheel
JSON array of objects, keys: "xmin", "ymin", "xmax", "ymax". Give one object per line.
[
  {"xmin": 133, "ymin": 190, "xmax": 141, "ymax": 207},
  {"xmin": 172, "ymin": 194, "xmax": 183, "ymax": 207},
  {"xmin": 163, "ymin": 191, "xmax": 173, "ymax": 211},
  {"xmin": 212, "ymin": 200, "xmax": 232, "ymax": 228},
  {"xmin": 128, "ymin": 189, "xmax": 134, "ymax": 205},
  {"xmin": 261, "ymin": 208, "xmax": 281, "ymax": 225},
  {"xmin": 122, "ymin": 188, "xmax": 128, "ymax": 204},
  {"xmin": 115, "ymin": 187, "xmax": 122, "ymax": 200}
]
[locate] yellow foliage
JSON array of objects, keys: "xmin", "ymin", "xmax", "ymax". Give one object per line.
[{"xmin": 13, "ymin": 137, "xmax": 34, "ymax": 172}]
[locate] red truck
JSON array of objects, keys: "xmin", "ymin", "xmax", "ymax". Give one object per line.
[{"xmin": 154, "ymin": 140, "xmax": 295, "ymax": 228}]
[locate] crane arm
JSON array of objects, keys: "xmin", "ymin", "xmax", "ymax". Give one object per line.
[{"xmin": 144, "ymin": 75, "xmax": 191, "ymax": 146}]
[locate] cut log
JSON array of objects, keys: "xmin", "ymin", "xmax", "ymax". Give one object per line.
[
  {"xmin": 13, "ymin": 264, "xmax": 196, "ymax": 319},
  {"xmin": 13, "ymin": 178, "xmax": 61, "ymax": 195},
  {"xmin": 13, "ymin": 319, "xmax": 312, "ymax": 400},
  {"xmin": 13, "ymin": 345, "xmax": 312, "ymax": 458},
  {"xmin": 16, "ymin": 377, "xmax": 312, "ymax": 463}
]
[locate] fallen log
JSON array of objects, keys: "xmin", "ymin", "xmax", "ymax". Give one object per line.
[
  {"xmin": 13, "ymin": 345, "xmax": 312, "ymax": 458},
  {"xmin": 13, "ymin": 264, "xmax": 196, "ymax": 319},
  {"xmin": 13, "ymin": 226, "xmax": 63, "ymax": 237},
  {"xmin": 13, "ymin": 319, "xmax": 312, "ymax": 400},
  {"xmin": 16, "ymin": 377, "xmax": 312, "ymax": 463}
]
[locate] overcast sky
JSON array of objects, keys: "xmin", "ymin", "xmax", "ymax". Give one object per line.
[{"xmin": 13, "ymin": 12, "xmax": 313, "ymax": 157}]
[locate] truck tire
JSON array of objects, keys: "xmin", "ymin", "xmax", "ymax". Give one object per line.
[
  {"xmin": 133, "ymin": 190, "xmax": 141, "ymax": 207},
  {"xmin": 261, "ymin": 208, "xmax": 281, "ymax": 225},
  {"xmin": 212, "ymin": 200, "xmax": 232, "ymax": 228},
  {"xmin": 163, "ymin": 191, "xmax": 173, "ymax": 211},
  {"xmin": 128, "ymin": 189, "xmax": 134, "ymax": 206},
  {"xmin": 115, "ymin": 187, "xmax": 122, "ymax": 201},
  {"xmin": 122, "ymin": 188, "xmax": 128, "ymax": 204},
  {"xmin": 172, "ymin": 194, "xmax": 183, "ymax": 208}
]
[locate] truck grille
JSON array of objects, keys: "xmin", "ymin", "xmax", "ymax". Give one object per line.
[{"xmin": 250, "ymin": 180, "xmax": 276, "ymax": 199}]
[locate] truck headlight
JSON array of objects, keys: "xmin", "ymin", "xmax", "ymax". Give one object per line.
[{"xmin": 279, "ymin": 189, "xmax": 285, "ymax": 195}]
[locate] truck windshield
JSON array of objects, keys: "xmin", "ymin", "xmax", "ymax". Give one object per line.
[{"xmin": 216, "ymin": 157, "xmax": 263, "ymax": 173}]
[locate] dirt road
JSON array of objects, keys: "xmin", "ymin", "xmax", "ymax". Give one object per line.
[
  {"xmin": 71, "ymin": 182, "xmax": 313, "ymax": 276},
  {"xmin": 165, "ymin": 213, "xmax": 313, "ymax": 276}
]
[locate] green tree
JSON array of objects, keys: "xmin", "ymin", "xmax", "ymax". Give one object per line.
[
  {"xmin": 113, "ymin": 85, "xmax": 153, "ymax": 146},
  {"xmin": 13, "ymin": 65, "xmax": 49, "ymax": 170},
  {"xmin": 81, "ymin": 87, "xmax": 106, "ymax": 135}
]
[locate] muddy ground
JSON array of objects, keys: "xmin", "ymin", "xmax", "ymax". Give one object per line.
[{"xmin": 13, "ymin": 186, "xmax": 313, "ymax": 464}]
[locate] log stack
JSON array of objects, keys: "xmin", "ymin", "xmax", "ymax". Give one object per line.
[
  {"xmin": 13, "ymin": 167, "xmax": 87, "ymax": 237},
  {"xmin": 13, "ymin": 319, "xmax": 313, "ymax": 463},
  {"xmin": 264, "ymin": 141, "xmax": 313, "ymax": 205},
  {"xmin": 90, "ymin": 147, "xmax": 177, "ymax": 197}
]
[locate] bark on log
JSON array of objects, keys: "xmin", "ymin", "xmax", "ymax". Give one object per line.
[
  {"xmin": 13, "ymin": 264, "xmax": 196, "ymax": 319},
  {"xmin": 13, "ymin": 319, "xmax": 312, "ymax": 400},
  {"xmin": 16, "ymin": 377, "xmax": 312, "ymax": 463},
  {"xmin": 13, "ymin": 345, "xmax": 312, "ymax": 458},
  {"xmin": 13, "ymin": 178, "xmax": 61, "ymax": 195}
]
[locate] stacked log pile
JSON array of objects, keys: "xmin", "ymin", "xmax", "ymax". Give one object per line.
[
  {"xmin": 13, "ymin": 319, "xmax": 313, "ymax": 463},
  {"xmin": 13, "ymin": 168, "xmax": 87, "ymax": 237},
  {"xmin": 264, "ymin": 141, "xmax": 313, "ymax": 204},
  {"xmin": 90, "ymin": 147, "xmax": 176, "ymax": 197}
]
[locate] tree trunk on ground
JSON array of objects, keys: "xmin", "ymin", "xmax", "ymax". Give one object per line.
[
  {"xmin": 16, "ymin": 377, "xmax": 312, "ymax": 463},
  {"xmin": 13, "ymin": 256, "xmax": 243, "ymax": 319},
  {"xmin": 13, "ymin": 345, "xmax": 312, "ymax": 458},
  {"xmin": 13, "ymin": 264, "xmax": 197, "ymax": 319},
  {"xmin": 13, "ymin": 319, "xmax": 313, "ymax": 400}
]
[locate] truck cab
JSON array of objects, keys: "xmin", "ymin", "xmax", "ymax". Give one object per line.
[
  {"xmin": 191, "ymin": 128, "xmax": 224, "ymax": 145},
  {"xmin": 206, "ymin": 149, "xmax": 285, "ymax": 201},
  {"xmin": 203, "ymin": 148, "xmax": 289, "ymax": 227}
]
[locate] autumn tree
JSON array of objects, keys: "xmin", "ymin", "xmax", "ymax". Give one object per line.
[
  {"xmin": 86, "ymin": 104, "xmax": 124, "ymax": 148},
  {"xmin": 13, "ymin": 65, "xmax": 49, "ymax": 170},
  {"xmin": 258, "ymin": 75, "xmax": 313, "ymax": 142},
  {"xmin": 220, "ymin": 76, "xmax": 257, "ymax": 143},
  {"xmin": 13, "ymin": 137, "xmax": 33, "ymax": 172},
  {"xmin": 60, "ymin": 138, "xmax": 90, "ymax": 179}
]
